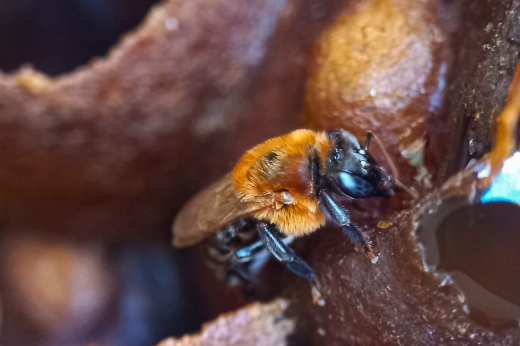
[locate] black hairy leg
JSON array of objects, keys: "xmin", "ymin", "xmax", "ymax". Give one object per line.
[
  {"xmin": 318, "ymin": 190, "xmax": 365, "ymax": 243},
  {"xmin": 257, "ymin": 222, "xmax": 317, "ymax": 281},
  {"xmin": 206, "ymin": 218, "xmax": 316, "ymax": 295}
]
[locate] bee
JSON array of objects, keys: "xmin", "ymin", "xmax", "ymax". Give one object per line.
[{"xmin": 172, "ymin": 129, "xmax": 395, "ymax": 284}]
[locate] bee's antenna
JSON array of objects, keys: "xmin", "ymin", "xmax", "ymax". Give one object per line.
[
  {"xmin": 365, "ymin": 132, "xmax": 399, "ymax": 181},
  {"xmin": 393, "ymin": 176, "xmax": 419, "ymax": 199},
  {"xmin": 370, "ymin": 164, "xmax": 418, "ymax": 199},
  {"xmin": 366, "ymin": 132, "xmax": 418, "ymax": 199},
  {"xmin": 364, "ymin": 132, "xmax": 373, "ymax": 151}
]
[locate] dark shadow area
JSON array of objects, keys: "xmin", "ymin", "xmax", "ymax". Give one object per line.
[{"xmin": 0, "ymin": 0, "xmax": 160, "ymax": 75}]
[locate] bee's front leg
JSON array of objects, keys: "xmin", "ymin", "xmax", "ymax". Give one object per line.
[
  {"xmin": 318, "ymin": 190, "xmax": 364, "ymax": 243},
  {"xmin": 257, "ymin": 222, "xmax": 317, "ymax": 282}
]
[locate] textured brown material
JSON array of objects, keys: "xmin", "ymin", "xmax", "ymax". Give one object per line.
[
  {"xmin": 287, "ymin": 164, "xmax": 519, "ymax": 345},
  {"xmin": 304, "ymin": 0, "xmax": 447, "ymax": 184},
  {"xmin": 286, "ymin": 162, "xmax": 520, "ymax": 345},
  {"xmin": 0, "ymin": 0, "xmax": 287, "ymax": 239},
  {"xmin": 434, "ymin": 0, "xmax": 520, "ymax": 181},
  {"xmin": 285, "ymin": 0, "xmax": 520, "ymax": 344},
  {"xmin": 156, "ymin": 300, "xmax": 293, "ymax": 346}
]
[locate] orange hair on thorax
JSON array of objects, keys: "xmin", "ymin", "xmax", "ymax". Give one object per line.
[{"xmin": 231, "ymin": 130, "xmax": 331, "ymax": 236}]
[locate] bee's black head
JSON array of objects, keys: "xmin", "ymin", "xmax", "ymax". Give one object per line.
[{"xmin": 325, "ymin": 129, "xmax": 394, "ymax": 199}]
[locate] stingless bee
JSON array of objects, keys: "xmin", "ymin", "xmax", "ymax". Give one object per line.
[{"xmin": 172, "ymin": 129, "xmax": 395, "ymax": 284}]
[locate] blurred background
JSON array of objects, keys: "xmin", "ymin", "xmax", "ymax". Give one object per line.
[
  {"xmin": 0, "ymin": 1, "xmax": 159, "ymax": 75},
  {"xmin": 0, "ymin": 1, "xmax": 206, "ymax": 345}
]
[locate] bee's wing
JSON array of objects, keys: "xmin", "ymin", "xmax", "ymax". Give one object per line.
[{"xmin": 172, "ymin": 173, "xmax": 273, "ymax": 248}]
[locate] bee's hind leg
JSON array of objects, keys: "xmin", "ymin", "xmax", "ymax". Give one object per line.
[
  {"xmin": 226, "ymin": 241, "xmax": 270, "ymax": 300},
  {"xmin": 257, "ymin": 222, "xmax": 317, "ymax": 282},
  {"xmin": 235, "ymin": 240, "xmax": 265, "ymax": 259},
  {"xmin": 226, "ymin": 240, "xmax": 266, "ymax": 284}
]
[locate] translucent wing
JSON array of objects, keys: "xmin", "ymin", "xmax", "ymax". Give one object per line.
[{"xmin": 172, "ymin": 173, "xmax": 273, "ymax": 248}]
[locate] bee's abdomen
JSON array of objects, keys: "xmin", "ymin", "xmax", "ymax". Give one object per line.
[{"xmin": 203, "ymin": 219, "xmax": 262, "ymax": 282}]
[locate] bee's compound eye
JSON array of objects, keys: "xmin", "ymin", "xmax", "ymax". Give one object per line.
[{"xmin": 338, "ymin": 172, "xmax": 374, "ymax": 198}]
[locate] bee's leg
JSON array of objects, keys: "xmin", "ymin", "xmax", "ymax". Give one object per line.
[
  {"xmin": 342, "ymin": 223, "xmax": 365, "ymax": 244},
  {"xmin": 235, "ymin": 240, "xmax": 265, "ymax": 259},
  {"xmin": 257, "ymin": 222, "xmax": 317, "ymax": 281},
  {"xmin": 227, "ymin": 262, "xmax": 255, "ymax": 283},
  {"xmin": 228, "ymin": 240, "xmax": 271, "ymax": 300},
  {"xmin": 318, "ymin": 190, "xmax": 364, "ymax": 243},
  {"xmin": 208, "ymin": 220, "xmax": 258, "ymax": 284},
  {"xmin": 225, "ymin": 255, "xmax": 258, "ymax": 290}
]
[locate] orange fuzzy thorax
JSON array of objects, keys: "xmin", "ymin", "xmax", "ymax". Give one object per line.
[{"xmin": 231, "ymin": 130, "xmax": 330, "ymax": 237}]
